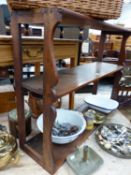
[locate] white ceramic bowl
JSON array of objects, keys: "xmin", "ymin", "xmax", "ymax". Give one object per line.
[{"xmin": 37, "ymin": 109, "xmax": 86, "ymax": 144}]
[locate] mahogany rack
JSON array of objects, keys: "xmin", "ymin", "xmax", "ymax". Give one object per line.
[{"xmin": 11, "ymin": 8, "xmax": 131, "ymax": 174}]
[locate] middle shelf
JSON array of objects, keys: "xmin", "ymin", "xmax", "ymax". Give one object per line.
[{"xmin": 22, "ymin": 62, "xmax": 123, "ymax": 97}]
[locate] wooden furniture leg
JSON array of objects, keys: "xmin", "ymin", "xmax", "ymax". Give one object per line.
[
  {"xmin": 34, "ymin": 62, "xmax": 41, "ymax": 76},
  {"xmin": 69, "ymin": 91, "xmax": 75, "ymax": 109},
  {"xmin": 111, "ymin": 70, "xmax": 122, "ymax": 100},
  {"xmin": 92, "ymin": 80, "xmax": 99, "ymax": 94},
  {"xmin": 97, "ymin": 31, "xmax": 106, "ymax": 61},
  {"xmin": 92, "ymin": 31, "xmax": 106, "ymax": 96},
  {"xmin": 119, "ymin": 34, "xmax": 130, "ymax": 65},
  {"xmin": 69, "ymin": 57, "xmax": 76, "ymax": 109}
]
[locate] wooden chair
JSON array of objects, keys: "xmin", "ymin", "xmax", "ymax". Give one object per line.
[{"xmin": 117, "ymin": 60, "xmax": 131, "ymax": 107}]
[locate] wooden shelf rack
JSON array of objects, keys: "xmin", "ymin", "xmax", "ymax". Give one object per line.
[{"xmin": 11, "ymin": 7, "xmax": 131, "ymax": 174}]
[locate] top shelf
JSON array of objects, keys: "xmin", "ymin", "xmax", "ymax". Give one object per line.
[
  {"xmin": 12, "ymin": 7, "xmax": 131, "ymax": 35},
  {"xmin": 22, "ymin": 62, "xmax": 122, "ymax": 97},
  {"xmin": 59, "ymin": 8, "xmax": 131, "ymax": 34}
]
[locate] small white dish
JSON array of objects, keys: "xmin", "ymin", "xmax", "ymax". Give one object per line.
[
  {"xmin": 84, "ymin": 95, "xmax": 119, "ymax": 111},
  {"xmin": 87, "ymin": 104, "xmax": 113, "ymax": 114}
]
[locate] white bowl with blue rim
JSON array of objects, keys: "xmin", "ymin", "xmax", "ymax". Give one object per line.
[{"xmin": 37, "ymin": 109, "xmax": 86, "ymax": 144}]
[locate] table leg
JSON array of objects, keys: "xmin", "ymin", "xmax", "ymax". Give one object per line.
[
  {"xmin": 69, "ymin": 91, "xmax": 75, "ymax": 109},
  {"xmin": 111, "ymin": 70, "xmax": 122, "ymax": 100},
  {"xmin": 68, "ymin": 57, "xmax": 76, "ymax": 109},
  {"xmin": 35, "ymin": 62, "xmax": 41, "ymax": 76}
]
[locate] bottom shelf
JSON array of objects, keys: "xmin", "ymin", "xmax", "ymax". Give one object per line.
[
  {"xmin": 21, "ymin": 103, "xmax": 99, "ymax": 173},
  {"xmin": 25, "ymin": 129, "xmax": 95, "ymax": 172}
]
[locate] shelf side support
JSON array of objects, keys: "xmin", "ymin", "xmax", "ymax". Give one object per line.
[
  {"xmin": 42, "ymin": 9, "xmax": 62, "ymax": 174},
  {"xmin": 11, "ymin": 12, "xmax": 26, "ymax": 147}
]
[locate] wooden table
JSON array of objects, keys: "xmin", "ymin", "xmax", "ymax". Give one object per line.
[
  {"xmin": 0, "ymin": 35, "xmax": 80, "ymax": 111},
  {"xmin": 0, "ymin": 35, "xmax": 80, "ymax": 68}
]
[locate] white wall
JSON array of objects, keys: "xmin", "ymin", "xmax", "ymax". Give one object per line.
[
  {"xmin": 118, "ymin": 3, "xmax": 131, "ymax": 28},
  {"xmin": 107, "ymin": 2, "xmax": 131, "ymax": 28},
  {"xmin": 90, "ymin": 2, "xmax": 131, "ymax": 34},
  {"xmin": 0, "ymin": 0, "xmax": 7, "ymax": 4}
]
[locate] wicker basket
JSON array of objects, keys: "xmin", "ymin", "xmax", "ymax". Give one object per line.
[{"xmin": 8, "ymin": 0, "xmax": 123, "ymax": 20}]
